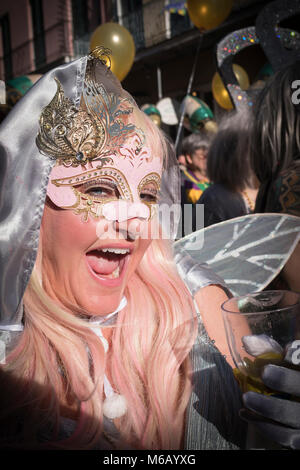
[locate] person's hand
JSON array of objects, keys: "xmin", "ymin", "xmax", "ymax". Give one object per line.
[{"xmin": 241, "ymin": 364, "xmax": 300, "ymax": 449}]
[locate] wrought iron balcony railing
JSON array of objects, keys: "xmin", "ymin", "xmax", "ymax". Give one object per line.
[{"xmin": 73, "ymin": 0, "xmax": 193, "ymax": 59}]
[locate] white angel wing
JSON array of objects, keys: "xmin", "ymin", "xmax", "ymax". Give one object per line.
[{"xmin": 174, "ymin": 213, "xmax": 300, "ymax": 296}]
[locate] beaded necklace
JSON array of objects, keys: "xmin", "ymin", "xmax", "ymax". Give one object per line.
[{"xmin": 242, "ymin": 190, "xmax": 255, "ymax": 212}]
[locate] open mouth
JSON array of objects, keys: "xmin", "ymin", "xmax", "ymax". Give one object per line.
[{"xmin": 86, "ymin": 247, "xmax": 130, "ymax": 282}]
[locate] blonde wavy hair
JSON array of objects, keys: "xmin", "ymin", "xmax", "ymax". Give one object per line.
[
  {"xmin": 1, "ymin": 237, "xmax": 197, "ymax": 450},
  {"xmin": 0, "ymin": 112, "xmax": 197, "ymax": 450}
]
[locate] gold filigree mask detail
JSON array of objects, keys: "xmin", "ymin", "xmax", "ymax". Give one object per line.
[
  {"xmin": 51, "ymin": 165, "xmax": 131, "ymax": 222},
  {"xmin": 39, "ymin": 50, "xmax": 163, "ymax": 223},
  {"xmin": 51, "ymin": 166, "xmax": 133, "ymax": 201},
  {"xmin": 137, "ymin": 172, "xmax": 161, "ymax": 218},
  {"xmin": 51, "ymin": 169, "xmax": 161, "ymax": 223},
  {"xmin": 36, "ymin": 78, "xmax": 105, "ymax": 167},
  {"xmin": 36, "ymin": 52, "xmax": 145, "ymax": 167},
  {"xmin": 89, "ymin": 46, "xmax": 112, "ymax": 68}
]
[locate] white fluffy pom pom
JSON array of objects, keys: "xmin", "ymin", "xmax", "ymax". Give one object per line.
[{"xmin": 103, "ymin": 393, "xmax": 127, "ymax": 419}]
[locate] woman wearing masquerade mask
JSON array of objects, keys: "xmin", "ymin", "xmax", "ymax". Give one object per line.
[{"xmin": 0, "ymin": 49, "xmax": 245, "ymax": 450}]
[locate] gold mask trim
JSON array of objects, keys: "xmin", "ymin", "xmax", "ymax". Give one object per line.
[
  {"xmin": 68, "ymin": 188, "xmax": 115, "ymax": 222},
  {"xmin": 51, "ymin": 166, "xmax": 133, "ymax": 203},
  {"xmin": 36, "ymin": 78, "xmax": 106, "ymax": 167},
  {"xmin": 52, "ymin": 170, "xmax": 161, "ymax": 223},
  {"xmin": 137, "ymin": 172, "xmax": 161, "ymax": 195},
  {"xmin": 89, "ymin": 46, "xmax": 112, "ymax": 68},
  {"xmin": 138, "ymin": 172, "xmax": 161, "ymax": 221}
]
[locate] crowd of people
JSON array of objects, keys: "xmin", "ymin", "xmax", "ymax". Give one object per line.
[
  {"xmin": 0, "ymin": 43, "xmax": 299, "ymax": 452},
  {"xmin": 178, "ymin": 61, "xmax": 300, "ymax": 295},
  {"xmin": 178, "ymin": 108, "xmax": 258, "ymax": 227}
]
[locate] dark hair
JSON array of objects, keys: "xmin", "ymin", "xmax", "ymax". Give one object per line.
[
  {"xmin": 206, "ymin": 111, "xmax": 253, "ymax": 192},
  {"xmin": 181, "ymin": 133, "xmax": 210, "ymax": 157},
  {"xmin": 250, "ymin": 60, "xmax": 300, "ymax": 184}
]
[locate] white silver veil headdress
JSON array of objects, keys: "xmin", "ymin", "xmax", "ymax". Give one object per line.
[{"xmin": 0, "ymin": 51, "xmax": 181, "ymax": 331}]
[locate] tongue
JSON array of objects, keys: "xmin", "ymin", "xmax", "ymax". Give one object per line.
[{"xmin": 86, "ymin": 251, "xmax": 119, "ymax": 275}]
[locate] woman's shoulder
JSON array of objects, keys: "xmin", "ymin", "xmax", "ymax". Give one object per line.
[{"xmin": 198, "ymin": 184, "xmax": 244, "ymax": 211}]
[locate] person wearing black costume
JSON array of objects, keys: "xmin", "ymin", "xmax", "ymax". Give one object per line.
[{"xmin": 197, "ymin": 111, "xmax": 258, "ymax": 228}]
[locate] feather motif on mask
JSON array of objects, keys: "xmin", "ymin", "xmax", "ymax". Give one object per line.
[{"xmin": 36, "ymin": 57, "xmax": 145, "ymax": 168}]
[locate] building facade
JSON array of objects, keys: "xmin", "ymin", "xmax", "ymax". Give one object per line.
[
  {"xmin": 0, "ymin": 0, "xmax": 105, "ymax": 79},
  {"xmin": 1, "ymin": 1, "xmax": 299, "ymax": 124}
]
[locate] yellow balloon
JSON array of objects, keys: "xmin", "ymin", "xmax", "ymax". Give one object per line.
[
  {"xmin": 212, "ymin": 64, "xmax": 250, "ymax": 110},
  {"xmin": 90, "ymin": 23, "xmax": 135, "ymax": 81},
  {"xmin": 187, "ymin": 0, "xmax": 233, "ymax": 31}
]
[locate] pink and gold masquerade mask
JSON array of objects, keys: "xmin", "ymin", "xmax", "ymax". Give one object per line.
[{"xmin": 36, "ymin": 54, "xmax": 162, "ymax": 222}]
